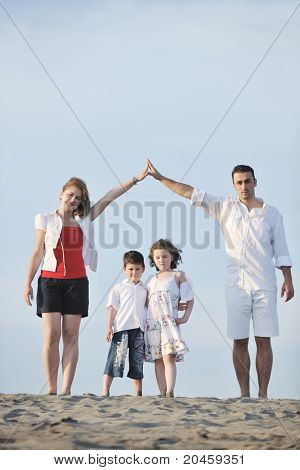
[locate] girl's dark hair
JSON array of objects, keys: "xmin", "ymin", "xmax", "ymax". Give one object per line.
[
  {"xmin": 123, "ymin": 251, "xmax": 145, "ymax": 268},
  {"xmin": 231, "ymin": 165, "xmax": 256, "ymax": 182},
  {"xmin": 62, "ymin": 177, "xmax": 91, "ymax": 217},
  {"xmin": 148, "ymin": 239, "xmax": 182, "ymax": 271}
]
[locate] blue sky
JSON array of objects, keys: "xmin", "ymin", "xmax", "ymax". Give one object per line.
[{"xmin": 1, "ymin": 0, "xmax": 299, "ymax": 398}]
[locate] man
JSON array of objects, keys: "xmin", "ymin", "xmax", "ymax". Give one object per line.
[{"xmin": 147, "ymin": 159, "xmax": 294, "ymax": 398}]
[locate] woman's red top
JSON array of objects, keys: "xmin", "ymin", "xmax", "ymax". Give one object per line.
[{"xmin": 41, "ymin": 226, "xmax": 87, "ymax": 279}]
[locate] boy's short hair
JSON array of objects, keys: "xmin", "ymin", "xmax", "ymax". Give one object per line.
[{"xmin": 123, "ymin": 251, "xmax": 145, "ymax": 268}]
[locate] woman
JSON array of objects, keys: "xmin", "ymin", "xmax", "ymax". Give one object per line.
[{"xmin": 23, "ymin": 167, "xmax": 149, "ymax": 395}]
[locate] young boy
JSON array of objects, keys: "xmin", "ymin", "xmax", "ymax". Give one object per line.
[{"xmin": 101, "ymin": 251, "xmax": 147, "ymax": 397}]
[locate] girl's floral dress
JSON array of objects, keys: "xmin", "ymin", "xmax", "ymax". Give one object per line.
[{"xmin": 144, "ymin": 273, "xmax": 193, "ymax": 362}]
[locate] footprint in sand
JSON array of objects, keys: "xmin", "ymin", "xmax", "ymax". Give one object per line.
[
  {"xmin": 149, "ymin": 400, "xmax": 160, "ymax": 406},
  {"xmin": 244, "ymin": 412, "xmax": 263, "ymax": 420},
  {"xmin": 4, "ymin": 409, "xmax": 24, "ymax": 420},
  {"xmin": 0, "ymin": 437, "xmax": 16, "ymax": 444},
  {"xmin": 158, "ymin": 404, "xmax": 174, "ymax": 410},
  {"xmin": 155, "ymin": 437, "xmax": 179, "ymax": 446},
  {"xmin": 125, "ymin": 408, "xmax": 144, "ymax": 414},
  {"xmin": 198, "ymin": 419, "xmax": 224, "ymax": 427},
  {"xmin": 32, "ymin": 416, "xmax": 79, "ymax": 431},
  {"xmin": 108, "ymin": 413, "xmax": 122, "ymax": 418},
  {"xmin": 174, "ymin": 400, "xmax": 190, "ymax": 406},
  {"xmin": 59, "ymin": 417, "xmax": 78, "ymax": 424},
  {"xmin": 282, "ymin": 410, "xmax": 297, "ymax": 418},
  {"xmin": 134, "ymin": 422, "xmax": 161, "ymax": 428},
  {"xmin": 185, "ymin": 409, "xmax": 197, "ymax": 415},
  {"xmin": 260, "ymin": 410, "xmax": 276, "ymax": 417},
  {"xmin": 73, "ymin": 439, "xmax": 108, "ymax": 449}
]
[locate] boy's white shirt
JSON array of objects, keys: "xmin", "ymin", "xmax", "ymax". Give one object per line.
[{"xmin": 107, "ymin": 279, "xmax": 147, "ymax": 333}]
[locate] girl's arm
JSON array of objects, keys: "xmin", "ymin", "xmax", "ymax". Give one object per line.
[
  {"xmin": 90, "ymin": 163, "xmax": 149, "ymax": 221},
  {"xmin": 23, "ymin": 230, "xmax": 45, "ymax": 306},
  {"xmin": 175, "ymin": 271, "xmax": 194, "ymax": 325},
  {"xmin": 176, "ymin": 299, "xmax": 194, "ymax": 325},
  {"xmin": 106, "ymin": 306, "xmax": 117, "ymax": 342}
]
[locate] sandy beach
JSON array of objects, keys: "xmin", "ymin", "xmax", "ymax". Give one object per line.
[{"xmin": 0, "ymin": 394, "xmax": 299, "ymax": 450}]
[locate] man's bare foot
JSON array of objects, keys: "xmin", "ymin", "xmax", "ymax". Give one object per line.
[
  {"xmin": 166, "ymin": 391, "xmax": 174, "ymax": 398},
  {"xmin": 258, "ymin": 394, "xmax": 268, "ymax": 400},
  {"xmin": 135, "ymin": 391, "xmax": 142, "ymax": 397}
]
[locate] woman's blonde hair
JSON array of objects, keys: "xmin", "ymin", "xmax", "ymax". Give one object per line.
[{"xmin": 62, "ymin": 177, "xmax": 91, "ymax": 217}]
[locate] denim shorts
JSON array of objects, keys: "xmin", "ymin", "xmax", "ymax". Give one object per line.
[{"xmin": 104, "ymin": 328, "xmax": 145, "ymax": 379}]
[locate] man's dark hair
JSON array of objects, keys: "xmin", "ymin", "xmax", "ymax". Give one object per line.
[
  {"xmin": 232, "ymin": 165, "xmax": 256, "ymax": 182},
  {"xmin": 123, "ymin": 250, "xmax": 145, "ymax": 268}
]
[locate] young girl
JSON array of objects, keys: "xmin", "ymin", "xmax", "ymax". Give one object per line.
[
  {"xmin": 23, "ymin": 167, "xmax": 149, "ymax": 396},
  {"xmin": 145, "ymin": 239, "xmax": 194, "ymax": 398}
]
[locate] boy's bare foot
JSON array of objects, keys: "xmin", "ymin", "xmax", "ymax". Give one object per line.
[
  {"xmin": 166, "ymin": 391, "xmax": 174, "ymax": 398},
  {"xmin": 135, "ymin": 391, "xmax": 142, "ymax": 397}
]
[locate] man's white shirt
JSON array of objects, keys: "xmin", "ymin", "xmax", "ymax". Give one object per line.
[
  {"xmin": 191, "ymin": 188, "xmax": 292, "ymax": 291},
  {"xmin": 107, "ymin": 279, "xmax": 147, "ymax": 333}
]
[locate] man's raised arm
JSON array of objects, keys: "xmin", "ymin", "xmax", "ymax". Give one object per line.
[{"xmin": 147, "ymin": 159, "xmax": 194, "ymax": 199}]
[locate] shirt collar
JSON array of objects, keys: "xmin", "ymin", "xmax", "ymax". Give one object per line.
[
  {"xmin": 237, "ymin": 198, "xmax": 266, "ymax": 214},
  {"xmin": 122, "ymin": 278, "xmax": 144, "ymax": 288}
]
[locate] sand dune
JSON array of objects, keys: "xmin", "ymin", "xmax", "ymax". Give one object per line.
[{"xmin": 0, "ymin": 394, "xmax": 299, "ymax": 450}]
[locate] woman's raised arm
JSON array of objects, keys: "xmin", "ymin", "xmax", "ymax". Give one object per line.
[{"xmin": 90, "ymin": 163, "xmax": 149, "ymax": 221}]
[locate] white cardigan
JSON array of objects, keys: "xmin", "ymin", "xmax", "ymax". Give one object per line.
[{"xmin": 35, "ymin": 211, "xmax": 98, "ymax": 272}]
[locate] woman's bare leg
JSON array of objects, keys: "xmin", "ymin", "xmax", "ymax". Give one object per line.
[
  {"xmin": 42, "ymin": 312, "xmax": 62, "ymax": 394},
  {"xmin": 61, "ymin": 315, "xmax": 81, "ymax": 395}
]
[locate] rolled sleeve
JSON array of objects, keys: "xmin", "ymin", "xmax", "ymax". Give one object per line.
[
  {"xmin": 275, "ymin": 256, "xmax": 293, "ymax": 268},
  {"xmin": 272, "ymin": 212, "xmax": 292, "ymax": 269},
  {"xmin": 34, "ymin": 213, "xmax": 46, "ymax": 231},
  {"xmin": 191, "ymin": 188, "xmax": 206, "ymax": 207},
  {"xmin": 191, "ymin": 188, "xmax": 224, "ymax": 219},
  {"xmin": 106, "ymin": 285, "xmax": 120, "ymax": 310}
]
